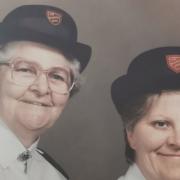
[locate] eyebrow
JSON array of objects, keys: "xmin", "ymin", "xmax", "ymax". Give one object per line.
[{"xmin": 13, "ymin": 57, "xmax": 71, "ymax": 72}]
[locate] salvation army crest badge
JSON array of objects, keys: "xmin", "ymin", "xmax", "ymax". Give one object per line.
[
  {"xmin": 46, "ymin": 10, "xmax": 62, "ymax": 26},
  {"xmin": 166, "ymin": 55, "xmax": 180, "ymax": 73}
]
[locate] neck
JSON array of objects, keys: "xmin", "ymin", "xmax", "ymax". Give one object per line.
[
  {"xmin": 15, "ymin": 131, "xmax": 39, "ymax": 148},
  {"xmin": 2, "ymin": 120, "xmax": 39, "ymax": 148}
]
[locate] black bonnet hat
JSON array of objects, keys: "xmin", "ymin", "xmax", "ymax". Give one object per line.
[
  {"xmin": 111, "ymin": 47, "xmax": 180, "ymax": 113},
  {"xmin": 0, "ymin": 5, "xmax": 91, "ymax": 72}
]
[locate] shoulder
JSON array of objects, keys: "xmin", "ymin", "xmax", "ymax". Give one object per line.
[{"xmin": 36, "ymin": 148, "xmax": 69, "ymax": 180}]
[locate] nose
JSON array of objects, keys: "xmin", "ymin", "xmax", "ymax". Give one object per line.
[
  {"xmin": 29, "ymin": 73, "xmax": 51, "ymax": 96},
  {"xmin": 167, "ymin": 128, "xmax": 180, "ymax": 149}
]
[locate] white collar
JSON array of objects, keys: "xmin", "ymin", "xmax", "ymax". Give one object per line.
[
  {"xmin": 123, "ymin": 163, "xmax": 146, "ymax": 180},
  {"xmin": 0, "ymin": 120, "xmax": 39, "ymax": 168}
]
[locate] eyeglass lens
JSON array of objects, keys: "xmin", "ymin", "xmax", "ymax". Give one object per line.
[{"xmin": 11, "ymin": 60, "xmax": 73, "ymax": 94}]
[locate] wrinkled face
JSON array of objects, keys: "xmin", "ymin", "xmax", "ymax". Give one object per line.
[
  {"xmin": 0, "ymin": 42, "xmax": 72, "ymax": 136},
  {"xmin": 127, "ymin": 92, "xmax": 180, "ymax": 180}
]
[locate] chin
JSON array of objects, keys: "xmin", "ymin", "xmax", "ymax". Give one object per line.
[
  {"xmin": 22, "ymin": 116, "xmax": 52, "ymax": 130},
  {"xmin": 17, "ymin": 109, "xmax": 59, "ymax": 131}
]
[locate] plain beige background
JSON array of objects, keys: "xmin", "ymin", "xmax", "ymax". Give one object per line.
[{"xmin": 1, "ymin": 0, "xmax": 180, "ymax": 180}]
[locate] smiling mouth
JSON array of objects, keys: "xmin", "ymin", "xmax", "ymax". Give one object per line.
[
  {"xmin": 21, "ymin": 100, "xmax": 53, "ymax": 107},
  {"xmin": 157, "ymin": 153, "xmax": 180, "ymax": 157}
]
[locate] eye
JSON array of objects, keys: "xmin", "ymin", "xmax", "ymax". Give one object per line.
[
  {"xmin": 151, "ymin": 120, "xmax": 170, "ymax": 129},
  {"xmin": 13, "ymin": 61, "xmax": 36, "ymax": 75},
  {"xmin": 48, "ymin": 68, "xmax": 70, "ymax": 83},
  {"xmin": 49, "ymin": 73, "xmax": 65, "ymax": 81},
  {"xmin": 15, "ymin": 67, "xmax": 34, "ymax": 73}
]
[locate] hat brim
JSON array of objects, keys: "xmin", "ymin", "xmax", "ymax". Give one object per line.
[
  {"xmin": 111, "ymin": 74, "xmax": 180, "ymax": 113},
  {"xmin": 0, "ymin": 23, "xmax": 91, "ymax": 72}
]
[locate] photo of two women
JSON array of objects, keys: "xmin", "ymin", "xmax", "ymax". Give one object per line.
[{"xmin": 0, "ymin": 1, "xmax": 180, "ymax": 180}]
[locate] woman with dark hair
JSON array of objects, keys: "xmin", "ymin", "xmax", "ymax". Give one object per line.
[{"xmin": 111, "ymin": 47, "xmax": 180, "ymax": 180}]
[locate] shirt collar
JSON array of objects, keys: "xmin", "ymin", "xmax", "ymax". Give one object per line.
[
  {"xmin": 125, "ymin": 164, "xmax": 146, "ymax": 180},
  {"xmin": 0, "ymin": 120, "xmax": 39, "ymax": 168}
]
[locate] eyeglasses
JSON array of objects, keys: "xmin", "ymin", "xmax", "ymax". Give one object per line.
[{"xmin": 0, "ymin": 58, "xmax": 75, "ymax": 95}]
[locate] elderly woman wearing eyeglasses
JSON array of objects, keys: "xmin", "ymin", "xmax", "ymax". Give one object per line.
[
  {"xmin": 0, "ymin": 4, "xmax": 91, "ymax": 180},
  {"xmin": 111, "ymin": 47, "xmax": 180, "ymax": 180}
]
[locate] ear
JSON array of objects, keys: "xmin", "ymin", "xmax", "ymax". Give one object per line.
[{"xmin": 126, "ymin": 128, "xmax": 137, "ymax": 150}]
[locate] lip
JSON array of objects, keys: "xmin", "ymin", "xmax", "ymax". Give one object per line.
[
  {"xmin": 21, "ymin": 100, "xmax": 53, "ymax": 107},
  {"xmin": 157, "ymin": 153, "xmax": 180, "ymax": 157}
]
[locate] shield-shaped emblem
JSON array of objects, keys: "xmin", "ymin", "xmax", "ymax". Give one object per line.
[
  {"xmin": 166, "ymin": 55, "xmax": 180, "ymax": 73},
  {"xmin": 46, "ymin": 10, "xmax": 62, "ymax": 26}
]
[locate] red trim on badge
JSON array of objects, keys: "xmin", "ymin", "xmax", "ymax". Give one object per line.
[
  {"xmin": 46, "ymin": 10, "xmax": 62, "ymax": 26},
  {"xmin": 166, "ymin": 55, "xmax": 180, "ymax": 73}
]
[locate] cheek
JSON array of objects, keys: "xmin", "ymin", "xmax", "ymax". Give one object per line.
[
  {"xmin": 51, "ymin": 93, "xmax": 69, "ymax": 106},
  {"xmin": 0, "ymin": 81, "xmax": 28, "ymax": 100},
  {"xmin": 131, "ymin": 127, "xmax": 168, "ymax": 153},
  {"xmin": 0, "ymin": 82, "xmax": 28, "ymax": 122},
  {"xmin": 46, "ymin": 94, "xmax": 69, "ymax": 123}
]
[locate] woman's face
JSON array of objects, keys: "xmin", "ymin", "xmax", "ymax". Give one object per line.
[
  {"xmin": 127, "ymin": 92, "xmax": 180, "ymax": 180},
  {"xmin": 0, "ymin": 42, "xmax": 72, "ymax": 137}
]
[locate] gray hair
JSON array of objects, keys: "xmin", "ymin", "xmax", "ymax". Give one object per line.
[{"xmin": 0, "ymin": 41, "xmax": 83, "ymax": 95}]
